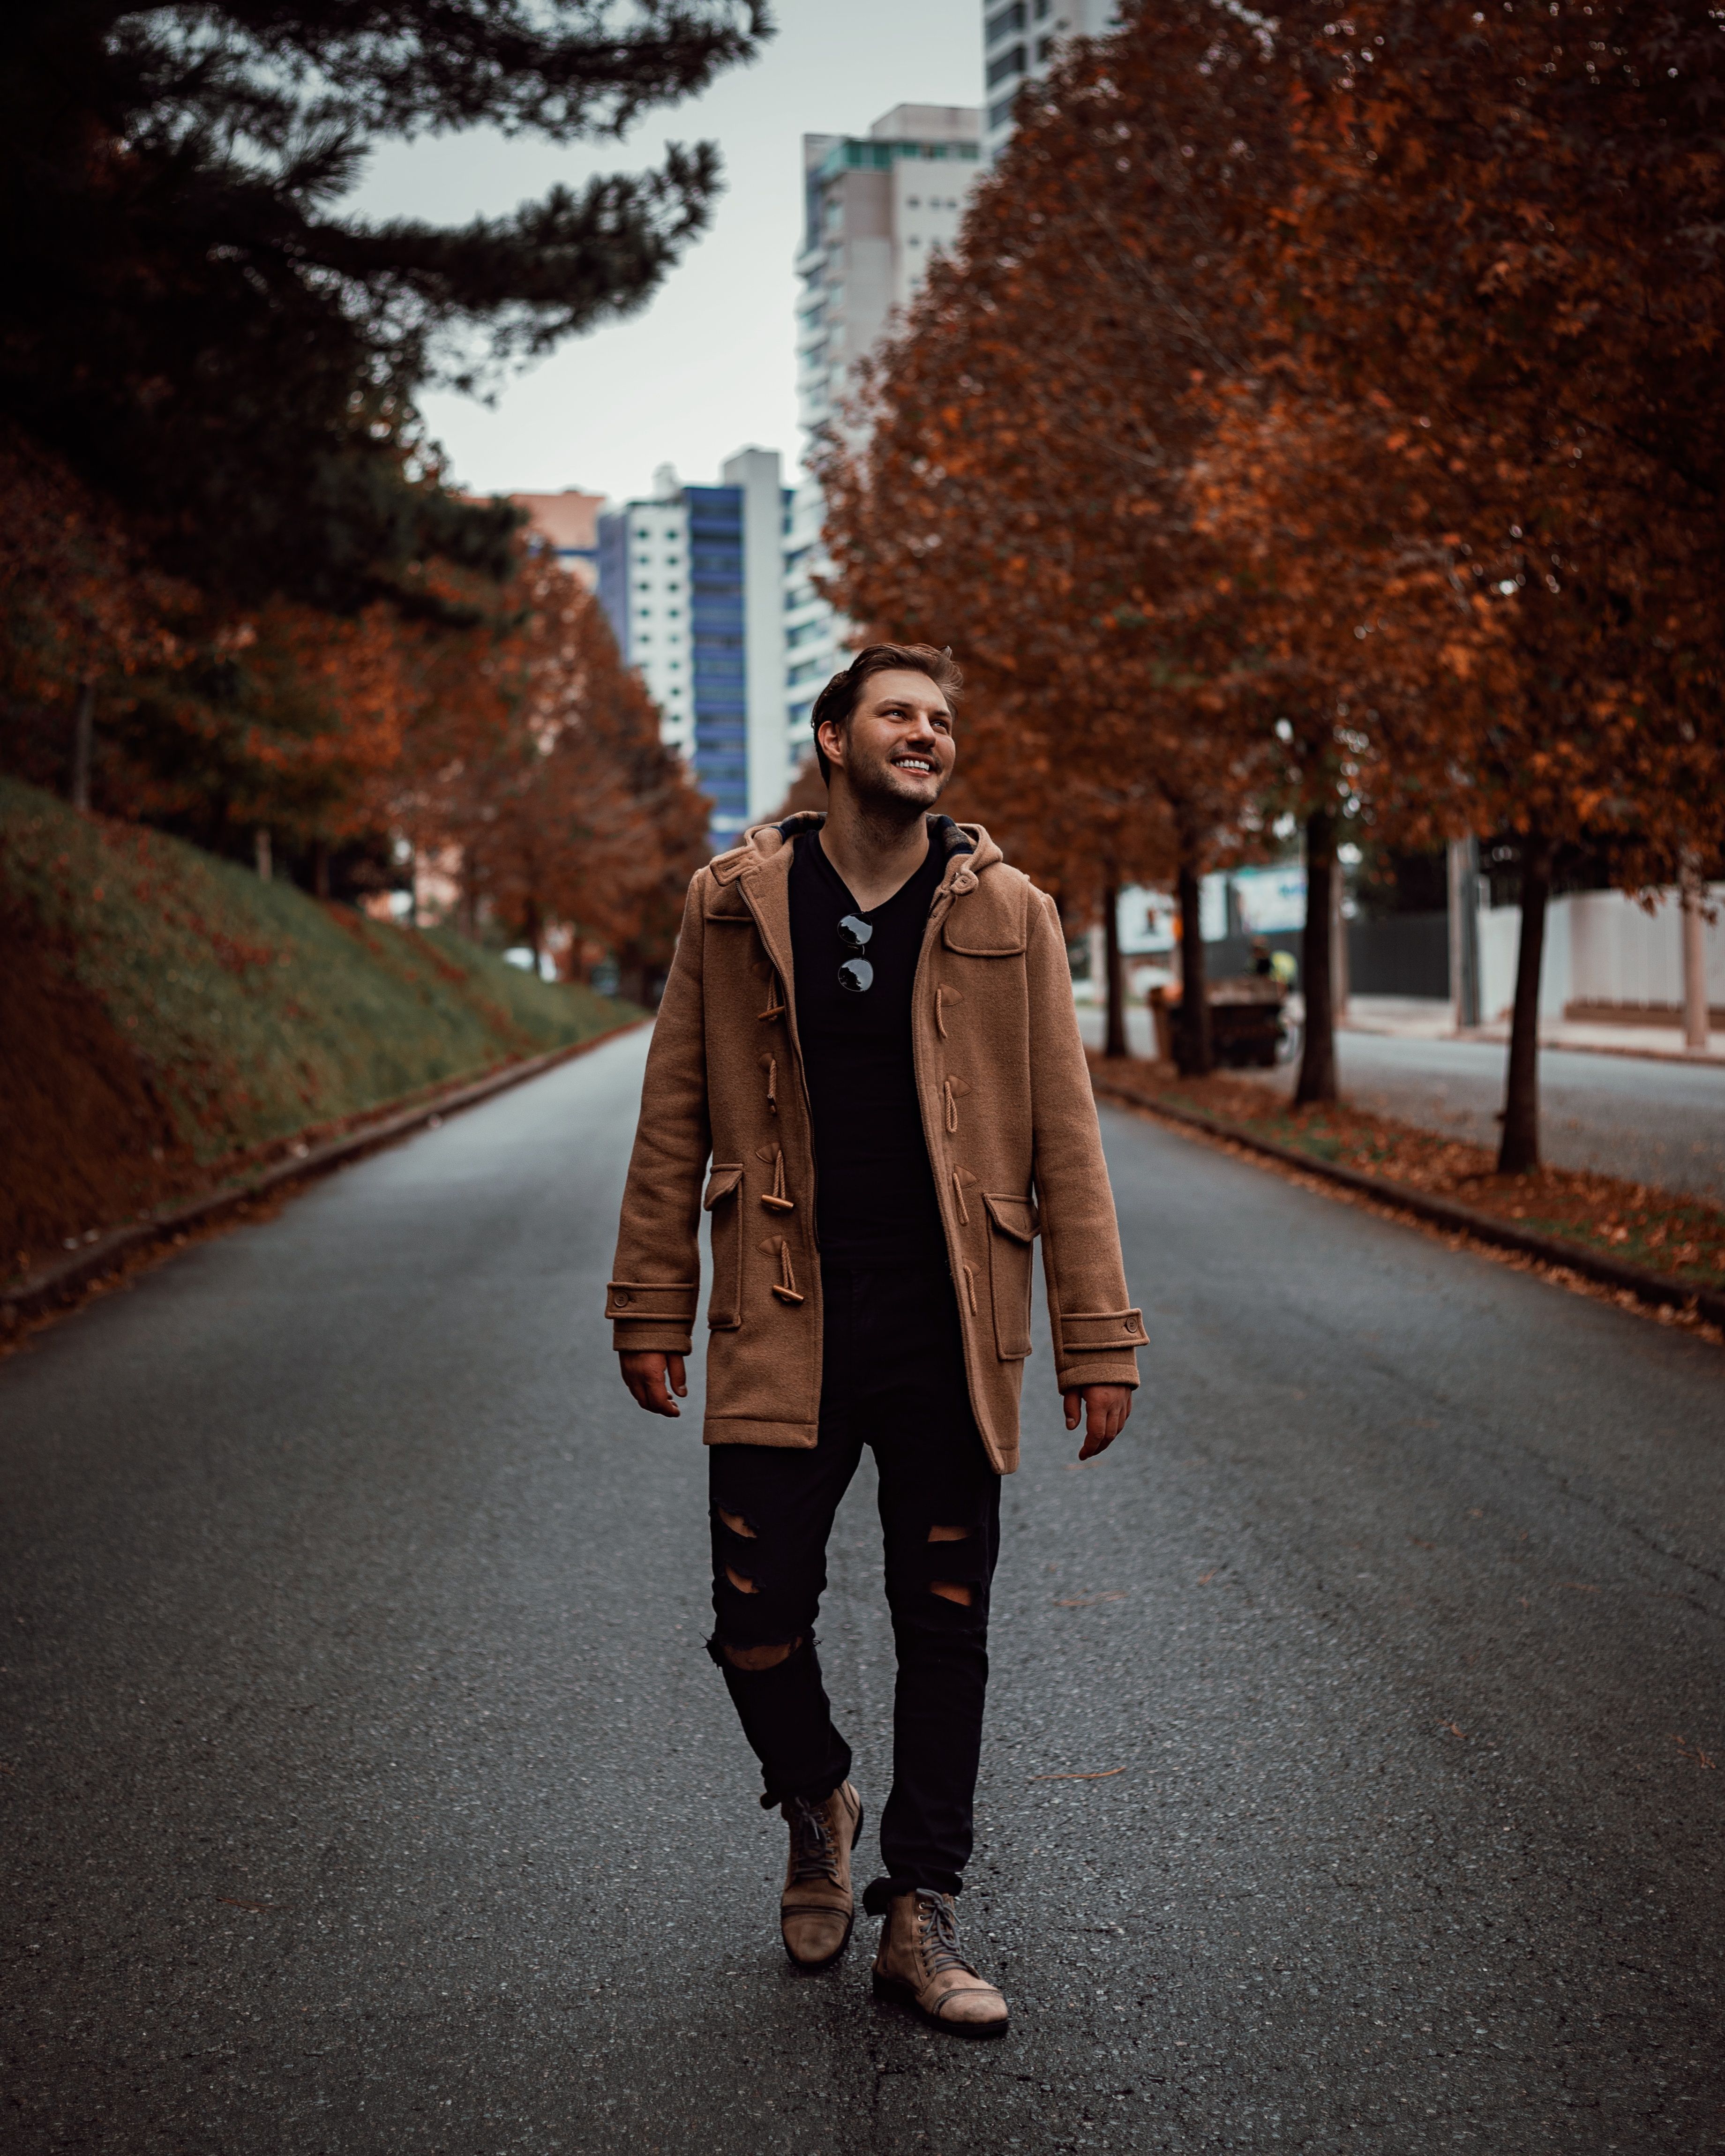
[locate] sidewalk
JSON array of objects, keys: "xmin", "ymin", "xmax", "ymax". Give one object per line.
[
  {"xmin": 1341, "ymin": 995, "xmax": 1725, "ymax": 1066},
  {"xmin": 1076, "ymin": 994, "xmax": 1724, "ymax": 1066}
]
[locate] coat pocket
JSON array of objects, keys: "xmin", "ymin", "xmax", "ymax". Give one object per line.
[
  {"xmin": 982, "ymin": 1191, "xmax": 1039, "ymax": 1361},
  {"xmin": 704, "ymin": 1164, "xmax": 745, "ymax": 1330}
]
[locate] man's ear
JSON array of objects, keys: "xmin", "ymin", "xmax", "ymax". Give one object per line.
[{"xmin": 817, "ymin": 716, "xmax": 845, "ymax": 773}]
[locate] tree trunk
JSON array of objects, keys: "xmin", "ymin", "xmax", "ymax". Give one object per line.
[
  {"xmin": 1101, "ymin": 881, "xmax": 1127, "ymax": 1060},
  {"xmin": 70, "ymin": 679, "xmax": 95, "ymax": 812},
  {"xmin": 312, "ymin": 842, "xmax": 330, "ymax": 900},
  {"xmin": 1681, "ymin": 854, "xmax": 1710, "ymax": 1054},
  {"xmin": 1175, "ymin": 856, "xmax": 1212, "ymax": 1076},
  {"xmin": 524, "ymin": 898, "xmax": 544, "ymax": 974},
  {"xmin": 253, "ymin": 826, "xmax": 272, "ymax": 882},
  {"xmin": 1497, "ymin": 833, "xmax": 1552, "ymax": 1175},
  {"xmin": 1296, "ymin": 806, "xmax": 1338, "ymax": 1104}
]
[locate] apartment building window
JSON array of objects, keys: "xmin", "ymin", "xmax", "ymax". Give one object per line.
[
  {"xmin": 986, "ymin": 42, "xmax": 1026, "ymax": 88},
  {"xmin": 986, "ymin": 0, "xmax": 1026, "ymax": 39}
]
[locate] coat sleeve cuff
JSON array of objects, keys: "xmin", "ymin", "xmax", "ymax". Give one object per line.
[
  {"xmin": 607, "ymin": 1279, "xmax": 698, "ymax": 1322},
  {"xmin": 1057, "ymin": 1307, "xmax": 1148, "ymax": 1353},
  {"xmin": 1056, "ymin": 1356, "xmax": 1140, "ymax": 1392},
  {"xmin": 608, "ymin": 1280, "xmax": 698, "ymax": 1354},
  {"xmin": 613, "ymin": 1324, "xmax": 695, "ymax": 1356}
]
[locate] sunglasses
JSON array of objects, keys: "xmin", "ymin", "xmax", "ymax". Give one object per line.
[{"xmin": 837, "ymin": 912, "xmax": 874, "ymax": 993}]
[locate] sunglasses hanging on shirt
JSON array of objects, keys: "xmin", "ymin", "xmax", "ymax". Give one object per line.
[{"xmin": 837, "ymin": 913, "xmax": 875, "ymax": 993}]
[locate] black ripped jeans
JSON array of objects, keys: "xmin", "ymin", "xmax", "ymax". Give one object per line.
[{"xmin": 707, "ymin": 1262, "xmax": 1001, "ymax": 1901}]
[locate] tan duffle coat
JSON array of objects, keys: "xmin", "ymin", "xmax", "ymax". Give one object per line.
[{"xmin": 607, "ymin": 814, "xmax": 1146, "ymax": 1473}]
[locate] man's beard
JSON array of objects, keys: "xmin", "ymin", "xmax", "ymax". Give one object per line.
[{"xmin": 844, "ymin": 742, "xmax": 948, "ymax": 834}]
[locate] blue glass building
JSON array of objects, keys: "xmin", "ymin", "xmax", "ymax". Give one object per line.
[{"xmin": 598, "ymin": 452, "xmax": 792, "ymax": 841}]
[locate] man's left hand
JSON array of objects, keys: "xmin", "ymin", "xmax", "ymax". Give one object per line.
[{"xmin": 1063, "ymin": 1384, "xmax": 1133, "ymax": 1461}]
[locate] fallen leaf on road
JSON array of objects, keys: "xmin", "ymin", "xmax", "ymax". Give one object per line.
[
  {"xmin": 1030, "ymin": 1768, "xmax": 1127, "ymax": 1782},
  {"xmin": 1409, "ymin": 1537, "xmax": 1437, "ymax": 1549},
  {"xmin": 217, "ymin": 1897, "xmax": 276, "ymax": 1912},
  {"xmin": 1197, "ymin": 1570, "xmax": 1216, "ymax": 1585},
  {"xmin": 1562, "ymin": 1582, "xmax": 1600, "ymax": 1594},
  {"xmin": 1672, "ymin": 1734, "xmax": 1718, "ymax": 1770},
  {"xmin": 1440, "ymin": 1722, "xmax": 1469, "ymax": 1741},
  {"xmin": 1054, "ymin": 1592, "xmax": 1126, "ymax": 1607}
]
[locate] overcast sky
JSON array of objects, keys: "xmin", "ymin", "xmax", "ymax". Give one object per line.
[{"xmin": 348, "ymin": 0, "xmax": 982, "ymax": 505}]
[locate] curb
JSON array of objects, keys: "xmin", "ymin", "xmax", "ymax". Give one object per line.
[
  {"xmin": 1091, "ymin": 1073, "xmax": 1725, "ymax": 1331},
  {"xmin": 1433, "ymin": 1027, "xmax": 1725, "ymax": 1070},
  {"xmin": 3, "ymin": 1018, "xmax": 649, "ymax": 1331}
]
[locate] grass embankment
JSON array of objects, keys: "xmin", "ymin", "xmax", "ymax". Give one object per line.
[
  {"xmin": 2, "ymin": 776, "xmax": 640, "ymax": 1282},
  {"xmin": 1091, "ymin": 1055, "xmax": 1725, "ymax": 1304}
]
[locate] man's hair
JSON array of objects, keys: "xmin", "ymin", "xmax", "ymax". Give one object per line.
[{"xmin": 808, "ymin": 643, "xmax": 962, "ymax": 784}]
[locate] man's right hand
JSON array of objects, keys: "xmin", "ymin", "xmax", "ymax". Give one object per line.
[{"xmin": 620, "ymin": 1350, "xmax": 688, "ymax": 1418}]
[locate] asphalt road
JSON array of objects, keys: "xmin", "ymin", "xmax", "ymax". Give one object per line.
[
  {"xmin": 4, "ymin": 1027, "xmax": 1724, "ymax": 2155},
  {"xmin": 1080, "ymin": 1006, "xmax": 1725, "ymax": 1201}
]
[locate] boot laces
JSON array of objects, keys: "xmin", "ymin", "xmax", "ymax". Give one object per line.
[
  {"xmin": 915, "ymin": 1891, "xmax": 976, "ymax": 1979},
  {"xmin": 787, "ymin": 1796, "xmax": 840, "ymax": 1886}
]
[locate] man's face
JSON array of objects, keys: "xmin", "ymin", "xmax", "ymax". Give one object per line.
[{"xmin": 820, "ymin": 668, "xmax": 956, "ymax": 814}]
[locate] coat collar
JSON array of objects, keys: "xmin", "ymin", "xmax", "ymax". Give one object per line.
[
  {"xmin": 708, "ymin": 812, "xmax": 999, "ymax": 898},
  {"xmin": 711, "ymin": 813, "xmax": 999, "ymax": 999}
]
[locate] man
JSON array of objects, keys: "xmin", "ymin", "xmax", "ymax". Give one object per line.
[{"xmin": 610, "ymin": 643, "xmax": 1144, "ymax": 2037}]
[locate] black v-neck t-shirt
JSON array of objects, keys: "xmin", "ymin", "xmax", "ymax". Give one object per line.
[{"xmin": 788, "ymin": 825, "xmax": 947, "ymax": 1265}]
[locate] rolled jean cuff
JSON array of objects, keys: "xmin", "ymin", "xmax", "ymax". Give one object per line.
[
  {"xmin": 757, "ymin": 1775, "xmax": 843, "ymax": 1812},
  {"xmin": 862, "ymin": 1872, "xmax": 962, "ymax": 1913}
]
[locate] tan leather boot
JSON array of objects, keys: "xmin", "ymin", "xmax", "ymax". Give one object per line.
[
  {"xmin": 779, "ymin": 1782, "xmax": 863, "ymax": 1970},
  {"xmin": 870, "ymin": 1889, "xmax": 1009, "ymax": 2036}
]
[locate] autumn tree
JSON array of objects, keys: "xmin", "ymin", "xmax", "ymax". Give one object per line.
[
  {"xmin": 398, "ymin": 550, "xmax": 708, "ymax": 993},
  {"xmin": 1220, "ymin": 0, "xmax": 1725, "ymax": 1166},
  {"xmin": 821, "ymin": 4, "xmax": 1311, "ymax": 1074},
  {"xmin": 0, "ymin": 0, "xmax": 766, "ymax": 889}
]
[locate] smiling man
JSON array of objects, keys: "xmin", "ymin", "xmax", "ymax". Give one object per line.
[{"xmin": 609, "ymin": 643, "xmax": 1145, "ymax": 2037}]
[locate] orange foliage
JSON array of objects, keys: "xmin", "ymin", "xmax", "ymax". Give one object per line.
[
  {"xmin": 0, "ymin": 428, "xmax": 192, "ymax": 758},
  {"xmin": 397, "ymin": 547, "xmax": 708, "ymax": 975},
  {"xmin": 818, "ymin": 7, "xmax": 1294, "ymax": 1066},
  {"xmin": 0, "ymin": 434, "xmax": 707, "ymax": 977},
  {"xmin": 1197, "ymin": 0, "xmax": 1725, "ymax": 883}
]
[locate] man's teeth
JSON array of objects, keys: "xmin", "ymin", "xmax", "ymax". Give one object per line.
[{"xmin": 894, "ymin": 757, "xmax": 933, "ymax": 771}]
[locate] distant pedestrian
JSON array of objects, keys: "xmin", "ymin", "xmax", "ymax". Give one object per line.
[{"xmin": 610, "ymin": 644, "xmax": 1144, "ymax": 2036}]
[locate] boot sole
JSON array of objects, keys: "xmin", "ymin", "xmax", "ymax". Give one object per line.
[
  {"xmin": 870, "ymin": 1967, "xmax": 1010, "ymax": 2039},
  {"xmin": 780, "ymin": 1795, "xmax": 865, "ymax": 1974}
]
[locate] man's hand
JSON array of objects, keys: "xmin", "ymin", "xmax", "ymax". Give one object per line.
[
  {"xmin": 620, "ymin": 1351, "xmax": 687, "ymax": 1418},
  {"xmin": 1063, "ymin": 1383, "xmax": 1132, "ymax": 1461}
]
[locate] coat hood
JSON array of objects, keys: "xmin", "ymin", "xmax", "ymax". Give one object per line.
[{"xmin": 710, "ymin": 812, "xmax": 1005, "ymax": 891}]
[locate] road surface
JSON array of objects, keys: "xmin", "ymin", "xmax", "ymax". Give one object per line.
[
  {"xmin": 4, "ymin": 1027, "xmax": 1723, "ymax": 2153},
  {"xmin": 1080, "ymin": 1005, "xmax": 1725, "ymax": 1201}
]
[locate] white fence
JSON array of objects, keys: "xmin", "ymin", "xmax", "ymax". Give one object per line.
[{"xmin": 1477, "ymin": 884, "xmax": 1725, "ymax": 1022}]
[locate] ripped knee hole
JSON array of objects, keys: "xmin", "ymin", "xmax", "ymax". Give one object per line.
[
  {"xmin": 724, "ymin": 1564, "xmax": 759, "ymax": 1595},
  {"xmin": 927, "ymin": 1525, "xmax": 976, "ymax": 1603},
  {"xmin": 721, "ymin": 1636, "xmax": 800, "ymax": 1672},
  {"xmin": 718, "ymin": 1507, "xmax": 757, "ymax": 1539}
]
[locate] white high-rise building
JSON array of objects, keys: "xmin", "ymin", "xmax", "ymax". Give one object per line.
[
  {"xmin": 788, "ymin": 104, "xmax": 984, "ymax": 756},
  {"xmin": 982, "ymin": 0, "xmax": 1122, "ymax": 162},
  {"xmin": 597, "ymin": 449, "xmax": 793, "ymax": 837}
]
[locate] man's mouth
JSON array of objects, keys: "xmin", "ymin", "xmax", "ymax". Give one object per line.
[{"xmin": 891, "ymin": 755, "xmax": 936, "ymax": 775}]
